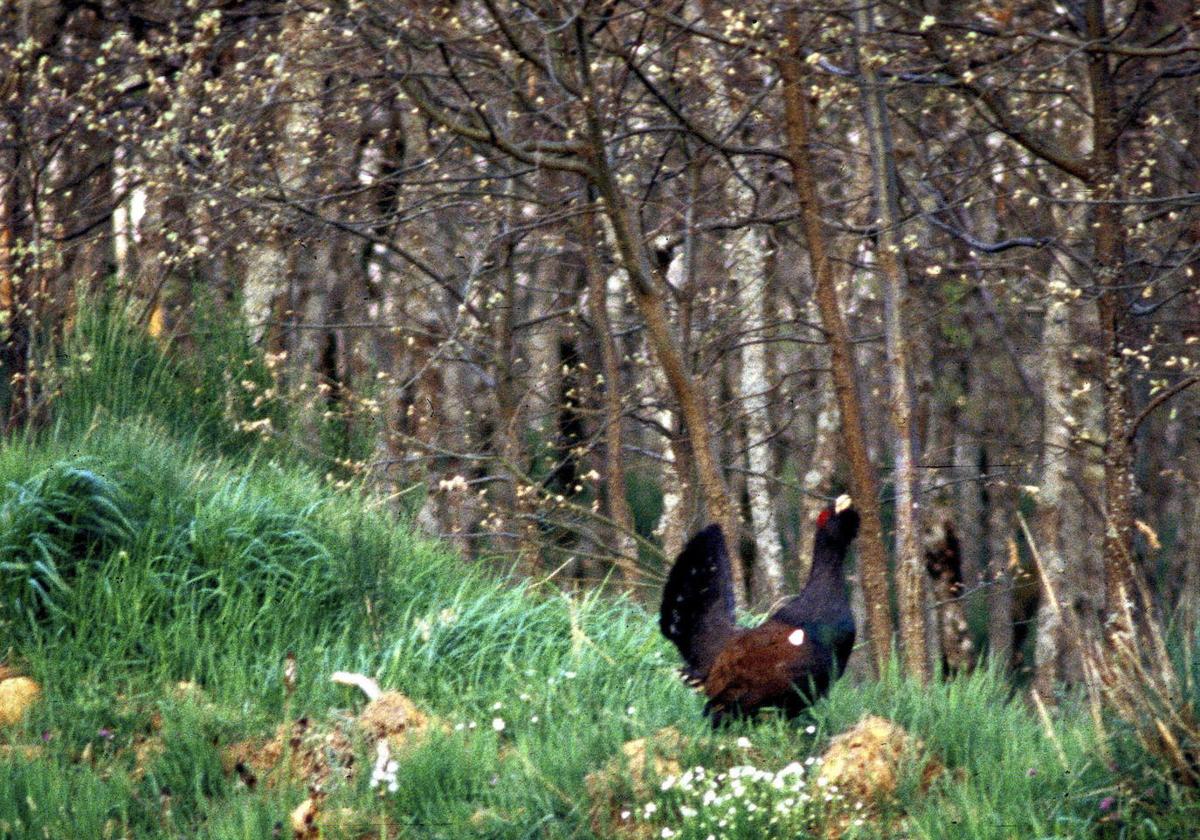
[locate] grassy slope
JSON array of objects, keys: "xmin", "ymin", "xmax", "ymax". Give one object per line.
[{"xmin": 0, "ymin": 310, "xmax": 1193, "ymax": 838}]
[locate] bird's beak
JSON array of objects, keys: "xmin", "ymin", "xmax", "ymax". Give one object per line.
[{"xmin": 835, "ymin": 494, "xmax": 852, "ymax": 513}]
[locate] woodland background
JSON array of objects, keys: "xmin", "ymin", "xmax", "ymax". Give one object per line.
[{"xmin": 3, "ymin": 0, "xmax": 1200, "ymax": 698}]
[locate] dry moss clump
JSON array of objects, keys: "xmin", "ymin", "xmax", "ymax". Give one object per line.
[
  {"xmin": 221, "ymin": 674, "xmax": 434, "ymax": 793},
  {"xmin": 357, "ymin": 691, "xmax": 430, "ymax": 748},
  {"xmin": 818, "ymin": 714, "xmax": 943, "ymax": 801},
  {"xmin": 222, "ymin": 716, "xmax": 359, "ymax": 790},
  {"xmin": 817, "ymin": 715, "xmax": 945, "ymax": 837},
  {"xmin": 0, "ymin": 676, "xmax": 40, "ymax": 727},
  {"xmin": 585, "ymin": 727, "xmax": 688, "ymax": 839}
]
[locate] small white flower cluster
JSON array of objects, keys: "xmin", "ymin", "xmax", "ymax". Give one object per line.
[
  {"xmin": 369, "ymin": 741, "xmax": 399, "ymax": 793},
  {"xmin": 413, "ymin": 606, "xmax": 458, "ymax": 642},
  {"xmin": 642, "ymin": 755, "xmax": 864, "ymax": 837}
]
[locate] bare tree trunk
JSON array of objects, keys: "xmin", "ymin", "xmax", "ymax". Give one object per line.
[
  {"xmin": 953, "ymin": 422, "xmax": 985, "ymax": 592},
  {"xmin": 693, "ymin": 0, "xmax": 785, "ymax": 605},
  {"xmin": 924, "ymin": 516, "xmax": 975, "ymax": 676},
  {"xmin": 1034, "ymin": 289, "xmax": 1074, "ymax": 696},
  {"xmin": 797, "ymin": 384, "xmax": 840, "ymax": 585},
  {"xmin": 242, "ymin": 10, "xmax": 322, "ymax": 348},
  {"xmin": 1162, "ymin": 378, "xmax": 1200, "ymax": 633},
  {"xmin": 1083, "ymin": 0, "xmax": 1140, "ymax": 633},
  {"xmin": 1, "ymin": 1, "xmax": 68, "ymax": 430},
  {"xmin": 851, "ymin": 2, "xmax": 928, "ymax": 682},
  {"xmin": 0, "ymin": 156, "xmax": 32, "ymax": 432},
  {"xmin": 643, "ymin": 250, "xmax": 695, "ymax": 566},
  {"xmin": 732, "ymin": 226, "xmax": 785, "ymax": 605},
  {"xmin": 985, "ymin": 476, "xmax": 1015, "ymax": 670},
  {"xmin": 778, "ymin": 10, "xmax": 895, "ymax": 674},
  {"xmin": 576, "ymin": 208, "xmax": 639, "ymax": 586},
  {"xmin": 111, "ymin": 146, "xmax": 139, "ymax": 283},
  {"xmin": 490, "ymin": 243, "xmax": 539, "ymax": 573}
]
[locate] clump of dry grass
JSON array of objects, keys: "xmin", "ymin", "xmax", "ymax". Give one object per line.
[
  {"xmin": 1023, "ymin": 514, "xmax": 1199, "ymax": 789},
  {"xmin": 1082, "ymin": 584, "xmax": 1200, "ymax": 788}
]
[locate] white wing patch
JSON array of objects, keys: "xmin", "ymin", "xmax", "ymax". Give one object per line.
[{"xmin": 787, "ymin": 628, "xmax": 806, "ymax": 646}]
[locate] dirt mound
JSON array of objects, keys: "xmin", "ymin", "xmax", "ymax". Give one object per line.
[
  {"xmin": 222, "ymin": 674, "xmax": 433, "ymax": 791},
  {"xmin": 358, "ymin": 691, "xmax": 429, "ymax": 747}
]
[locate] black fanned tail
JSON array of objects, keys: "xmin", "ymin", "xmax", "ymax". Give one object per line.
[{"xmin": 659, "ymin": 524, "xmax": 737, "ymax": 683}]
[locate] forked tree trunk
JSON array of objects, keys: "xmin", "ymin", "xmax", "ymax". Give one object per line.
[
  {"xmin": 576, "ymin": 209, "xmax": 640, "ymax": 587},
  {"xmin": 579, "ymin": 83, "xmax": 743, "ymax": 606}
]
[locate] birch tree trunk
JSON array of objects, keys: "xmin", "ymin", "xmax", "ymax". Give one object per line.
[
  {"xmin": 797, "ymin": 385, "xmax": 840, "ymax": 585},
  {"xmin": 1033, "ymin": 284, "xmax": 1075, "ymax": 696},
  {"xmin": 646, "ymin": 246, "xmax": 696, "ymax": 566},
  {"xmin": 851, "ymin": 2, "xmax": 928, "ymax": 682},
  {"xmin": 242, "ymin": 10, "xmax": 325, "ymax": 348},
  {"xmin": 732, "ymin": 226, "xmax": 785, "ymax": 605}
]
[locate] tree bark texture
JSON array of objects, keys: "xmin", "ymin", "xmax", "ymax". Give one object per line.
[
  {"xmin": 732, "ymin": 226, "xmax": 786, "ymax": 606},
  {"xmin": 581, "ymin": 102, "xmax": 743, "ymax": 607},
  {"xmin": 1084, "ymin": 0, "xmax": 1138, "ymax": 629},
  {"xmin": 1034, "ymin": 293, "xmax": 1074, "ymax": 695}
]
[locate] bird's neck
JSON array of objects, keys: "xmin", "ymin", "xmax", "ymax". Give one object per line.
[
  {"xmin": 804, "ymin": 553, "xmax": 848, "ymax": 600},
  {"xmin": 773, "ymin": 548, "xmax": 850, "ymax": 626}
]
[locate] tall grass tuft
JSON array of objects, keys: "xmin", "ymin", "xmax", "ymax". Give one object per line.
[
  {"xmin": 47, "ymin": 295, "xmax": 284, "ymax": 459},
  {"xmin": 1082, "ymin": 583, "xmax": 1200, "ymax": 789},
  {"xmin": 0, "ymin": 461, "xmax": 132, "ymax": 622}
]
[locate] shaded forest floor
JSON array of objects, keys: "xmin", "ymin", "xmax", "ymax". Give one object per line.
[{"xmin": 0, "ymin": 311, "xmax": 1197, "ymax": 839}]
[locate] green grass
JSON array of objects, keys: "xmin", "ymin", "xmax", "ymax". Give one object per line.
[
  {"xmin": 1, "ymin": 305, "xmax": 1197, "ymax": 838},
  {"xmin": 4, "ymin": 423, "xmax": 1195, "ymax": 839}
]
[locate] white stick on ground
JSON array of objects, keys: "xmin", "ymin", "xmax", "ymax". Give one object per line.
[{"xmin": 331, "ymin": 671, "xmax": 382, "ymax": 701}]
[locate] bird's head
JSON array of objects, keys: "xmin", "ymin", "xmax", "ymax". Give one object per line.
[{"xmin": 816, "ymin": 494, "xmax": 860, "ymax": 546}]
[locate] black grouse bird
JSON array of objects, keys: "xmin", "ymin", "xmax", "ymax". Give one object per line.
[{"xmin": 659, "ymin": 495, "xmax": 860, "ymax": 725}]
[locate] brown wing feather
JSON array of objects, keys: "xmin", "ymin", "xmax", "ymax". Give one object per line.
[{"xmin": 703, "ymin": 620, "xmax": 825, "ymax": 716}]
